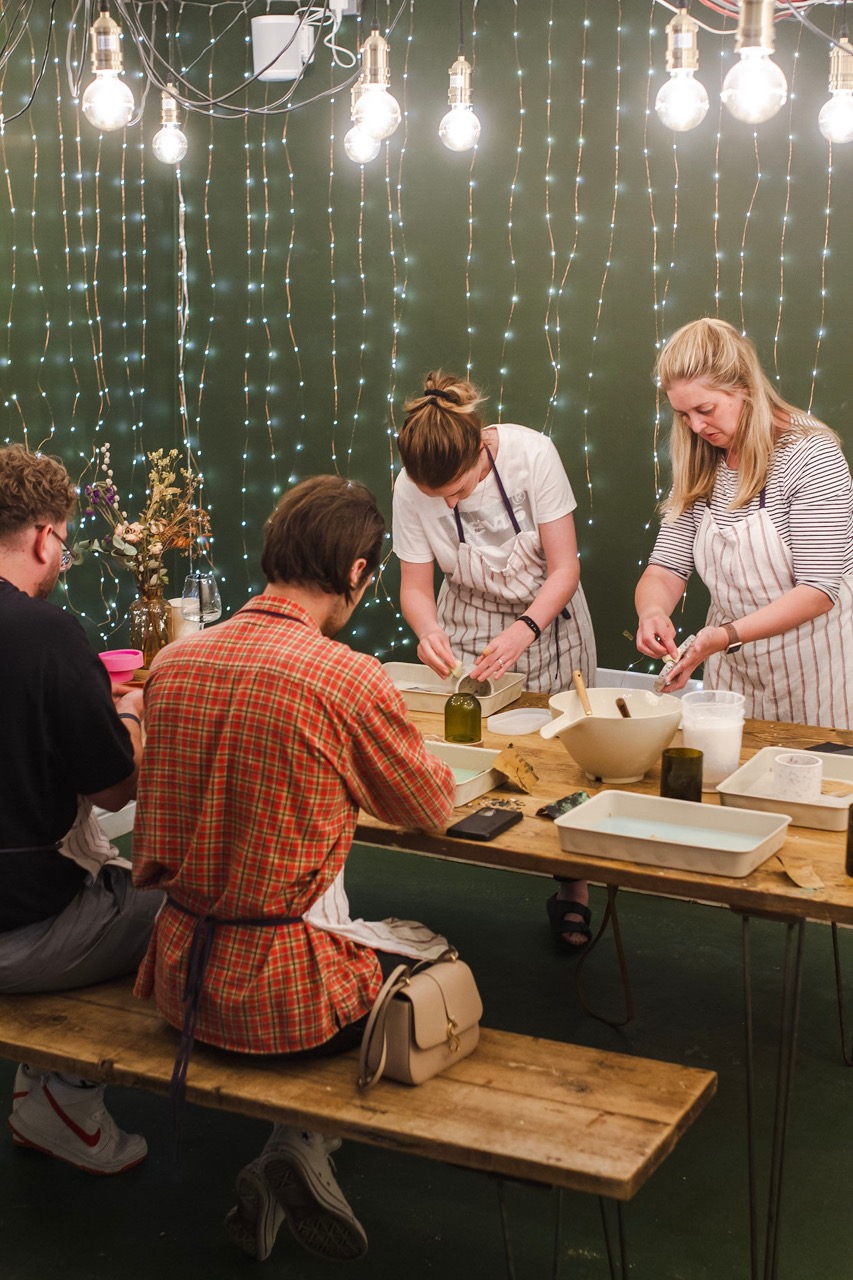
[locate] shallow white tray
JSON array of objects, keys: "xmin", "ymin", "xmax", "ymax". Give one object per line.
[
  {"xmin": 717, "ymin": 747, "xmax": 853, "ymax": 831},
  {"xmin": 424, "ymin": 741, "xmax": 506, "ymax": 807},
  {"xmin": 383, "ymin": 662, "xmax": 524, "ymax": 717},
  {"xmin": 555, "ymin": 791, "xmax": 791, "ymax": 878},
  {"xmin": 487, "ymin": 707, "xmax": 552, "ymax": 737}
]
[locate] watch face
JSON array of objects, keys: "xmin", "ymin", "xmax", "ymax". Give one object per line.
[{"xmin": 726, "ymin": 642, "xmax": 742, "ymax": 655}]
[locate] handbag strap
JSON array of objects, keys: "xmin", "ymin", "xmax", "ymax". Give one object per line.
[{"xmin": 357, "ymin": 964, "xmax": 411, "ymax": 1092}]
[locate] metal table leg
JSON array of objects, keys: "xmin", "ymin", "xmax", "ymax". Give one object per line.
[
  {"xmin": 575, "ymin": 885, "xmax": 635, "ymax": 1028},
  {"xmin": 831, "ymin": 922, "xmax": 853, "ymax": 1067},
  {"xmin": 741, "ymin": 915, "xmax": 806, "ymax": 1280},
  {"xmin": 496, "ymin": 1182, "xmax": 626, "ymax": 1278}
]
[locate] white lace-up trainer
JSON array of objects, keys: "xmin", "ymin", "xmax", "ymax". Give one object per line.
[
  {"xmin": 263, "ymin": 1130, "xmax": 367, "ymax": 1261},
  {"xmin": 7, "ymin": 1075, "xmax": 147, "ymax": 1175},
  {"xmin": 11, "ymin": 1063, "xmax": 45, "ymax": 1112},
  {"xmin": 225, "ymin": 1133, "xmax": 347, "ymax": 1262}
]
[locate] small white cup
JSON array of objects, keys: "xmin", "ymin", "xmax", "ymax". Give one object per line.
[
  {"xmin": 770, "ymin": 752, "xmax": 823, "ymax": 803},
  {"xmin": 168, "ymin": 598, "xmax": 203, "ymax": 643}
]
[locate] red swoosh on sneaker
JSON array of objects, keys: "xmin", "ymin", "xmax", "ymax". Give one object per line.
[{"xmin": 43, "ymin": 1083, "xmax": 101, "ymax": 1148}]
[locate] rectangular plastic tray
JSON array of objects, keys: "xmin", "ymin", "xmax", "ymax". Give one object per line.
[
  {"xmin": 424, "ymin": 742, "xmax": 505, "ymax": 807},
  {"xmin": 717, "ymin": 747, "xmax": 853, "ymax": 831},
  {"xmin": 383, "ymin": 662, "xmax": 524, "ymax": 717},
  {"xmin": 555, "ymin": 791, "xmax": 791, "ymax": 878}
]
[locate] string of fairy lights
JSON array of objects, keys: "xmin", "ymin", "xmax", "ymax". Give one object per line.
[{"xmin": 0, "ymin": 2, "xmax": 851, "ymax": 666}]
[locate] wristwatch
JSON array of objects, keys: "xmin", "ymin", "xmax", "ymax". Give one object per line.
[{"xmin": 722, "ymin": 622, "xmax": 743, "ymax": 655}]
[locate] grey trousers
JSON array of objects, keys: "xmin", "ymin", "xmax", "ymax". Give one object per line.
[{"xmin": 0, "ymin": 867, "xmax": 163, "ymax": 994}]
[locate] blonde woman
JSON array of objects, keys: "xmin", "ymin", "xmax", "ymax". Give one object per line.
[
  {"xmin": 636, "ymin": 318, "xmax": 853, "ymax": 727},
  {"xmin": 393, "ymin": 371, "xmax": 597, "ymax": 950}
]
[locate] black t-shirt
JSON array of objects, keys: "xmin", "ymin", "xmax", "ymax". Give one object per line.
[{"xmin": 0, "ymin": 581, "xmax": 135, "ymax": 930}]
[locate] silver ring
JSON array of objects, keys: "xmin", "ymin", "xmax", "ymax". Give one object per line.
[{"xmin": 498, "ymin": 657, "xmax": 504, "ymax": 666}]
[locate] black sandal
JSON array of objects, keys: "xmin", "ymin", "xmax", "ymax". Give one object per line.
[{"xmin": 546, "ymin": 893, "xmax": 592, "ymax": 954}]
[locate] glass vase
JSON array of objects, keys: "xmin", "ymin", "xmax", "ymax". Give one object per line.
[{"xmin": 129, "ymin": 587, "xmax": 170, "ymax": 669}]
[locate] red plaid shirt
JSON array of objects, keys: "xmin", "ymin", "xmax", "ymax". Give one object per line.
[{"xmin": 133, "ymin": 592, "xmax": 455, "ymax": 1054}]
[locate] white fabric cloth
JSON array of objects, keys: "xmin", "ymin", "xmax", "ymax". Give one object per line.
[
  {"xmin": 303, "ymin": 871, "xmax": 450, "ymax": 962},
  {"xmin": 57, "ymin": 798, "xmax": 131, "ymax": 884},
  {"xmin": 695, "ymin": 502, "xmax": 853, "ymax": 727}
]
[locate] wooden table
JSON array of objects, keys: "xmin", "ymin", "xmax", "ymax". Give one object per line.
[
  {"xmin": 356, "ymin": 703, "xmax": 853, "ymax": 925},
  {"xmin": 354, "ymin": 701, "xmax": 853, "ymax": 1280}
]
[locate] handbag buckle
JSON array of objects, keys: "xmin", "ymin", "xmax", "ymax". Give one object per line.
[{"xmin": 446, "ymin": 1018, "xmax": 460, "ymax": 1052}]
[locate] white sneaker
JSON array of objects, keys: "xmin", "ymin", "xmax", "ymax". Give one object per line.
[
  {"xmin": 225, "ymin": 1134, "xmax": 346, "ymax": 1262},
  {"xmin": 225, "ymin": 1156, "xmax": 284, "ymax": 1261},
  {"xmin": 7, "ymin": 1075, "xmax": 147, "ymax": 1175},
  {"xmin": 11, "ymin": 1063, "xmax": 45, "ymax": 1112},
  {"xmin": 262, "ymin": 1130, "xmax": 368, "ymax": 1261}
]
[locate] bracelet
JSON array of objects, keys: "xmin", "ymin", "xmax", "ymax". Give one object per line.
[
  {"xmin": 517, "ymin": 614, "xmax": 542, "ymax": 641},
  {"xmin": 118, "ymin": 713, "xmax": 141, "ymax": 727}
]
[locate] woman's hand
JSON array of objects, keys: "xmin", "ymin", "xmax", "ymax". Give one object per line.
[
  {"xmin": 636, "ymin": 612, "xmax": 679, "ymax": 661},
  {"xmin": 417, "ymin": 628, "xmax": 457, "ymax": 679},
  {"xmin": 658, "ymin": 624, "xmax": 726, "ymax": 690},
  {"xmin": 470, "ymin": 621, "xmax": 536, "ymax": 683}
]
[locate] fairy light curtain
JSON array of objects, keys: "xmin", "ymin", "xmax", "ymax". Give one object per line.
[{"xmin": 0, "ymin": 0, "xmax": 850, "ymax": 667}]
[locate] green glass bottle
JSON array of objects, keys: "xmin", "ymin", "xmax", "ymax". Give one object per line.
[{"xmin": 444, "ymin": 693, "xmax": 482, "ymax": 744}]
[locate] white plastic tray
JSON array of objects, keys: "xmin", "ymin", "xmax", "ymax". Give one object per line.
[
  {"xmin": 424, "ymin": 741, "xmax": 506, "ymax": 807},
  {"xmin": 717, "ymin": 747, "xmax": 853, "ymax": 831},
  {"xmin": 555, "ymin": 791, "xmax": 791, "ymax": 878},
  {"xmin": 383, "ymin": 662, "xmax": 524, "ymax": 717}
]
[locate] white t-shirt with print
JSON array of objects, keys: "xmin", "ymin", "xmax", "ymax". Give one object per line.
[{"xmin": 393, "ymin": 423, "xmax": 576, "ymax": 574}]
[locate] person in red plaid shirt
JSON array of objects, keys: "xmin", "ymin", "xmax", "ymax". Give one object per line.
[{"xmin": 133, "ymin": 475, "xmax": 455, "ymax": 1265}]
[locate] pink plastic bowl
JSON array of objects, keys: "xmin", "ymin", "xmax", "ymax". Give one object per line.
[{"xmin": 98, "ymin": 648, "xmax": 144, "ymax": 683}]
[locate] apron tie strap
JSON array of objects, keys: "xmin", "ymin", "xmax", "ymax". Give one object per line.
[{"xmin": 165, "ymin": 895, "xmax": 302, "ymax": 1149}]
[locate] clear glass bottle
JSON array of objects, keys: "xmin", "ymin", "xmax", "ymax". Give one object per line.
[{"xmin": 444, "ymin": 693, "xmax": 482, "ymax": 744}]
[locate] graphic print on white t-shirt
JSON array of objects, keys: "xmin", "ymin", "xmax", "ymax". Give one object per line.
[{"xmin": 437, "ymin": 489, "xmax": 536, "ymax": 550}]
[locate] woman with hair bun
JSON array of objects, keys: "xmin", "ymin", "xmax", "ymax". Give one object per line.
[
  {"xmin": 636, "ymin": 317, "xmax": 853, "ymax": 727},
  {"xmin": 393, "ymin": 371, "xmax": 597, "ymax": 951}
]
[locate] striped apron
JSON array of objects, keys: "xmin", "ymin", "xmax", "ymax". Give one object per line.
[
  {"xmin": 694, "ymin": 491, "xmax": 853, "ymax": 728},
  {"xmin": 436, "ymin": 449, "xmax": 596, "ymax": 695}
]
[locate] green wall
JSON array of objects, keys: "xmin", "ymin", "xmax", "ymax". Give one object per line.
[{"xmin": 1, "ymin": 2, "xmax": 851, "ymax": 671}]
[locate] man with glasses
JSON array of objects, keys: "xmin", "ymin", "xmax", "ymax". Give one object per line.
[{"xmin": 0, "ymin": 443, "xmax": 162, "ymax": 1174}]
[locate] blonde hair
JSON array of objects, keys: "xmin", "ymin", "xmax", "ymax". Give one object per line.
[
  {"xmin": 656, "ymin": 318, "xmax": 831, "ymax": 518},
  {"xmin": 397, "ymin": 371, "xmax": 488, "ymax": 488}
]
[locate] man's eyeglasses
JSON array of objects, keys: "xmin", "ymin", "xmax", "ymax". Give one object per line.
[{"xmin": 36, "ymin": 525, "xmax": 75, "ymax": 571}]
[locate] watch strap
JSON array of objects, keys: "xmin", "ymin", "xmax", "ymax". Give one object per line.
[{"xmin": 723, "ymin": 622, "xmax": 741, "ymax": 652}]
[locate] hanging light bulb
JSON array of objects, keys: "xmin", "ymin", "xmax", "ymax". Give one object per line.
[
  {"xmin": 152, "ymin": 86, "xmax": 188, "ymax": 164},
  {"xmin": 439, "ymin": 54, "xmax": 480, "ymax": 151},
  {"xmin": 655, "ymin": 3, "xmax": 709, "ymax": 132},
  {"xmin": 81, "ymin": 3, "xmax": 136, "ymax": 132},
  {"xmin": 351, "ymin": 26, "xmax": 401, "ymax": 142},
  {"xmin": 721, "ymin": 0, "xmax": 787, "ymax": 125},
  {"xmin": 819, "ymin": 32, "xmax": 853, "ymax": 144},
  {"xmin": 345, "ymin": 78, "xmax": 382, "ymax": 164}
]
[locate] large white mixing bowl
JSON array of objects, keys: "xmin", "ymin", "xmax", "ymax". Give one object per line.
[{"xmin": 543, "ymin": 687, "xmax": 682, "ymax": 783}]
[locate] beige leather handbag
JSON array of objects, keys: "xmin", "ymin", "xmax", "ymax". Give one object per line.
[{"xmin": 357, "ymin": 949, "xmax": 482, "ymax": 1091}]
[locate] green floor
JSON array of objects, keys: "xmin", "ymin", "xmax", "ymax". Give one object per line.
[{"xmin": 2, "ymin": 843, "xmax": 852, "ymax": 1278}]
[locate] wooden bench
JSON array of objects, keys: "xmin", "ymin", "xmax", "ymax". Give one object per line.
[{"xmin": 0, "ymin": 977, "xmax": 716, "ymax": 1276}]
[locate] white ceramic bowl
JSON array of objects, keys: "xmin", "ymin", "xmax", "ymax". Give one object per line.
[{"xmin": 544, "ymin": 687, "xmax": 682, "ymax": 783}]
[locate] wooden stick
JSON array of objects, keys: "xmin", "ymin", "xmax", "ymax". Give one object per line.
[
  {"xmin": 572, "ymin": 669, "xmax": 593, "ymax": 717},
  {"xmin": 616, "ymin": 697, "xmax": 632, "ymax": 719}
]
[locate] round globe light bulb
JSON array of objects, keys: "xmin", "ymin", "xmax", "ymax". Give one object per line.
[
  {"xmin": 439, "ymin": 104, "xmax": 481, "ymax": 152},
  {"xmin": 352, "ymin": 87, "xmax": 401, "ymax": 141},
  {"xmin": 152, "ymin": 122, "xmax": 188, "ymax": 165},
  {"xmin": 655, "ymin": 69, "xmax": 709, "ymax": 132},
  {"xmin": 819, "ymin": 90, "xmax": 853, "ymax": 144},
  {"xmin": 344, "ymin": 125, "xmax": 381, "ymax": 164},
  {"xmin": 81, "ymin": 72, "xmax": 135, "ymax": 132},
  {"xmin": 721, "ymin": 49, "xmax": 788, "ymax": 125}
]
